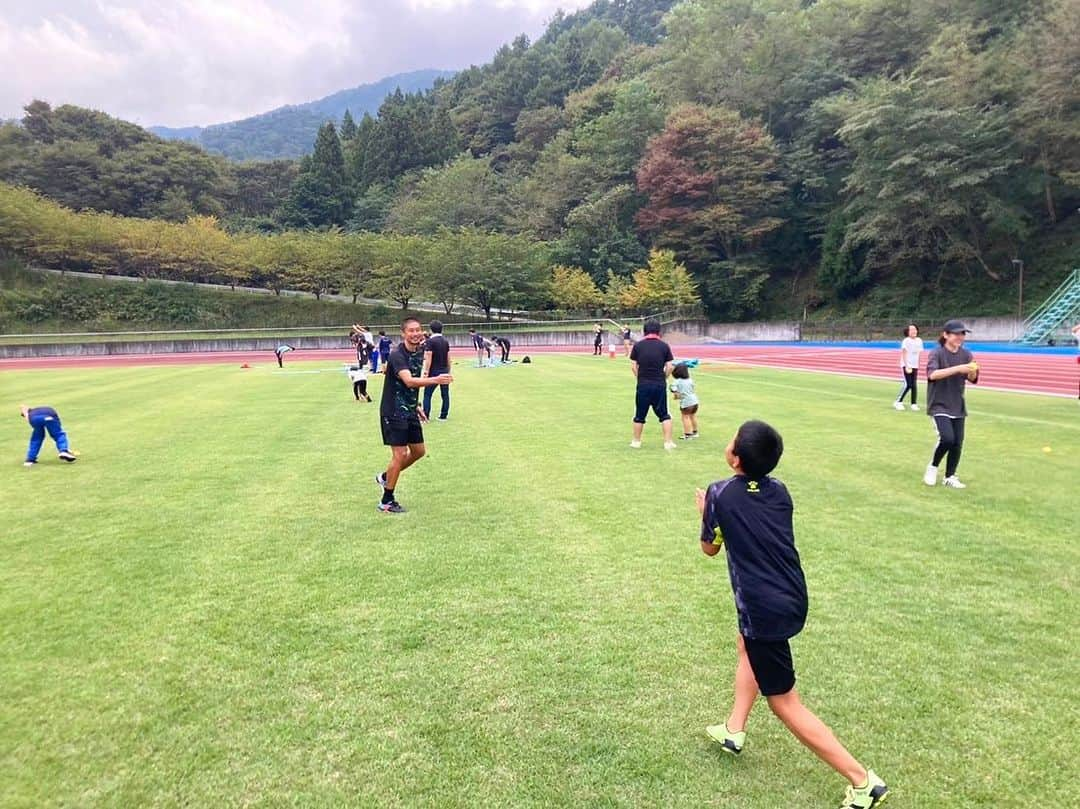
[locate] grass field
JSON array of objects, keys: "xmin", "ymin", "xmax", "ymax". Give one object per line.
[{"xmin": 1, "ymin": 355, "xmax": 1077, "ymax": 807}]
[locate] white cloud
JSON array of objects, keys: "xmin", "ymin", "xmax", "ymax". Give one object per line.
[{"xmin": 0, "ymin": 0, "xmax": 593, "ymax": 126}]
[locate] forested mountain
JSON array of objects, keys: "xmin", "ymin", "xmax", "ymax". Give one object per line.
[
  {"xmin": 150, "ymin": 69, "xmax": 456, "ymax": 161},
  {"xmin": 3, "ymin": 0, "xmax": 1077, "ymax": 321}
]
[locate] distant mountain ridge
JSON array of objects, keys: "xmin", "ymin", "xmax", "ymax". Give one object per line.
[{"xmin": 151, "ymin": 69, "xmax": 456, "ymax": 161}]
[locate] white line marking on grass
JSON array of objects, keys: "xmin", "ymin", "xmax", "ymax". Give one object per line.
[
  {"xmin": 710, "ymin": 359, "xmax": 1074, "ymax": 399},
  {"xmin": 719, "ymin": 372, "xmax": 1080, "ymax": 432}
]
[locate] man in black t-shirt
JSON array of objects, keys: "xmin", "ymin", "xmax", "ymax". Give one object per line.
[
  {"xmin": 629, "ymin": 319, "xmax": 675, "ymax": 450},
  {"xmin": 421, "ymin": 320, "xmax": 452, "ymax": 420},
  {"xmin": 697, "ymin": 420, "xmax": 889, "ymax": 808},
  {"xmin": 374, "ymin": 317, "xmax": 454, "ymax": 513}
]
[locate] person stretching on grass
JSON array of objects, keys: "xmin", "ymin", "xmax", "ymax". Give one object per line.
[
  {"xmin": 469, "ymin": 329, "xmax": 486, "ymax": 367},
  {"xmin": 274, "ymin": 344, "xmax": 293, "ymax": 368},
  {"xmin": 20, "ymin": 405, "xmax": 78, "ymax": 467},
  {"xmin": 374, "ymin": 317, "xmax": 454, "ymax": 513},
  {"xmin": 697, "ymin": 420, "xmax": 889, "ymax": 808}
]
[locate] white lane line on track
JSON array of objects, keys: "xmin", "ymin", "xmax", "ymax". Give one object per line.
[
  {"xmin": 717, "ymin": 374, "xmax": 1080, "ymax": 430},
  {"xmin": 703, "ymin": 359, "xmax": 1075, "ymax": 400}
]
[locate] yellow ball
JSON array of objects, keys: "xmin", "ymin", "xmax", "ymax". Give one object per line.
[{"xmin": 1042, "ymin": 446, "xmax": 1052, "ymax": 453}]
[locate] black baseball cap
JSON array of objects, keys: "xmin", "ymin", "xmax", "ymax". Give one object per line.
[{"xmin": 943, "ymin": 319, "xmax": 971, "ymax": 334}]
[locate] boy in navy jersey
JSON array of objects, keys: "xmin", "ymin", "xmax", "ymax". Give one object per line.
[{"xmin": 697, "ymin": 421, "xmax": 888, "ymax": 809}]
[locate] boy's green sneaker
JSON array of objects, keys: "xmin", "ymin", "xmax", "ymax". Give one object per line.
[
  {"xmin": 839, "ymin": 770, "xmax": 888, "ymax": 808},
  {"xmin": 705, "ymin": 722, "xmax": 745, "ymax": 755}
]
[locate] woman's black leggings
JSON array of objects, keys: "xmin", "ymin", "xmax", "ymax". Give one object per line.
[
  {"xmin": 896, "ymin": 369, "xmax": 918, "ymax": 404},
  {"xmin": 931, "ymin": 415, "xmax": 965, "ymax": 477},
  {"xmin": 353, "ymin": 380, "xmax": 368, "ymax": 400}
]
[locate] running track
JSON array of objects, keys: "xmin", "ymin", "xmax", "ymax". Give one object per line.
[{"xmin": 1, "ymin": 344, "xmax": 1075, "ymax": 397}]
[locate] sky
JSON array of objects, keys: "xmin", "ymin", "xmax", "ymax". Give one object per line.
[{"xmin": 0, "ymin": 0, "xmax": 594, "ymax": 127}]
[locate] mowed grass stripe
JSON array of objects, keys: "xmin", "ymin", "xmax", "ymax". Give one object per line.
[{"xmin": 1, "ymin": 355, "xmax": 1076, "ymax": 806}]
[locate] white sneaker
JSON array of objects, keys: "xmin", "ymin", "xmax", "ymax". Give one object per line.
[
  {"xmin": 923, "ymin": 464, "xmax": 938, "ymax": 486},
  {"xmin": 893, "ymin": 401, "xmax": 905, "ymax": 411},
  {"xmin": 910, "ymin": 404, "xmax": 919, "ymax": 411},
  {"xmin": 664, "ymin": 441, "xmax": 677, "ymax": 451},
  {"xmin": 629, "ymin": 440, "xmax": 642, "ymax": 449},
  {"xmin": 943, "ymin": 475, "xmax": 967, "ymax": 489}
]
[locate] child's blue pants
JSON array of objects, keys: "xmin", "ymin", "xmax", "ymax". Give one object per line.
[{"xmin": 27, "ymin": 412, "xmax": 69, "ymax": 461}]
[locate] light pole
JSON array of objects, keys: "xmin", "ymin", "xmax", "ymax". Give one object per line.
[{"xmin": 1012, "ymin": 258, "xmax": 1024, "ymax": 324}]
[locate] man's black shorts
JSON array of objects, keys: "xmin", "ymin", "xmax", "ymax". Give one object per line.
[
  {"xmin": 742, "ymin": 636, "xmax": 796, "ymax": 696},
  {"xmin": 381, "ymin": 417, "xmax": 424, "ymax": 447},
  {"xmin": 634, "ymin": 382, "xmax": 670, "ymax": 423}
]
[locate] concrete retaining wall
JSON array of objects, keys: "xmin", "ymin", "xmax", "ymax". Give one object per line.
[
  {"xmin": 0, "ymin": 316, "xmax": 1031, "ymax": 358},
  {"xmin": 0, "ymin": 330, "xmax": 609, "ymax": 358}
]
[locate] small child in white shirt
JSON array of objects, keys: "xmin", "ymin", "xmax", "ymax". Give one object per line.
[{"xmin": 348, "ymin": 365, "xmax": 372, "ymax": 402}]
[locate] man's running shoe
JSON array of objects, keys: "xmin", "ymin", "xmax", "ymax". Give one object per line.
[
  {"xmin": 629, "ymin": 440, "xmax": 642, "ymax": 449},
  {"xmin": 943, "ymin": 475, "xmax": 967, "ymax": 489},
  {"xmin": 705, "ymin": 722, "xmax": 745, "ymax": 755},
  {"xmin": 910, "ymin": 404, "xmax": 919, "ymax": 411},
  {"xmin": 58, "ymin": 451, "xmax": 77, "ymax": 462},
  {"xmin": 893, "ymin": 401, "xmax": 905, "ymax": 411},
  {"xmin": 23, "ymin": 460, "xmax": 36, "ymax": 468},
  {"xmin": 374, "ymin": 472, "xmax": 387, "ymax": 487},
  {"xmin": 839, "ymin": 770, "xmax": 888, "ymax": 808},
  {"xmin": 923, "ymin": 464, "xmax": 938, "ymax": 486},
  {"xmin": 377, "ymin": 501, "xmax": 406, "ymax": 514}
]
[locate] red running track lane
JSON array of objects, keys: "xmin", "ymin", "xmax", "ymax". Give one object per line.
[
  {"xmin": 682, "ymin": 345, "xmax": 1077, "ymax": 398},
  {"xmin": 1, "ymin": 344, "xmax": 1076, "ymax": 397}
]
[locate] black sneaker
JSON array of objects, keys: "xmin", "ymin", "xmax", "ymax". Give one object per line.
[
  {"xmin": 374, "ymin": 472, "xmax": 387, "ymax": 487},
  {"xmin": 377, "ymin": 501, "xmax": 406, "ymax": 514},
  {"xmin": 58, "ymin": 451, "xmax": 77, "ymax": 462}
]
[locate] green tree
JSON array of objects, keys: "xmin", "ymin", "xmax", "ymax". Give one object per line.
[
  {"xmin": 550, "ymin": 265, "xmax": 603, "ymax": 310},
  {"xmin": 817, "ymin": 211, "xmax": 867, "ymax": 299},
  {"xmin": 388, "ymin": 154, "xmax": 508, "ymax": 234},
  {"xmin": 461, "ymin": 231, "xmax": 548, "ymax": 318},
  {"xmin": 370, "ymin": 233, "xmax": 425, "ymax": 309},
  {"xmin": 622, "ymin": 249, "xmax": 700, "ymax": 309},
  {"xmin": 280, "ymin": 122, "xmax": 350, "ymax": 228},
  {"xmin": 833, "ymin": 75, "xmax": 1023, "ymax": 280},
  {"xmin": 552, "ymin": 184, "xmax": 648, "ymax": 282},
  {"xmin": 340, "ymin": 109, "xmax": 358, "ymax": 141},
  {"xmin": 574, "ymin": 78, "xmax": 666, "ymax": 182},
  {"xmin": 1013, "ymin": 1, "xmax": 1080, "ymax": 224}
]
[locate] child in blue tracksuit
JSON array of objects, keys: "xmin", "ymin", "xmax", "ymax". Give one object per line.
[{"xmin": 20, "ymin": 405, "xmax": 77, "ymax": 467}]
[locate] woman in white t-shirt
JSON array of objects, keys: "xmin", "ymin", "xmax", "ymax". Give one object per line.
[{"xmin": 893, "ymin": 324, "xmax": 924, "ymax": 410}]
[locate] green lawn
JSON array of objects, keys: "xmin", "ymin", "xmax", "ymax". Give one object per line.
[{"xmin": 1, "ymin": 356, "xmax": 1076, "ymax": 807}]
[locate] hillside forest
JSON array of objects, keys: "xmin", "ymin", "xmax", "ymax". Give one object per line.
[{"xmin": 0, "ymin": 0, "xmax": 1076, "ymax": 322}]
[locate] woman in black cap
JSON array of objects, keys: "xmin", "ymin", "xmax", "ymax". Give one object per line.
[{"xmin": 923, "ymin": 320, "xmax": 979, "ymax": 488}]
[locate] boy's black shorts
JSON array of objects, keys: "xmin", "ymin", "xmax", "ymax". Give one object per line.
[
  {"xmin": 742, "ymin": 636, "xmax": 796, "ymax": 696},
  {"xmin": 381, "ymin": 417, "xmax": 424, "ymax": 447},
  {"xmin": 634, "ymin": 382, "xmax": 671, "ymax": 423}
]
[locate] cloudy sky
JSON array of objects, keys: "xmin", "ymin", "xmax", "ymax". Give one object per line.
[{"xmin": 0, "ymin": 0, "xmax": 593, "ymax": 127}]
